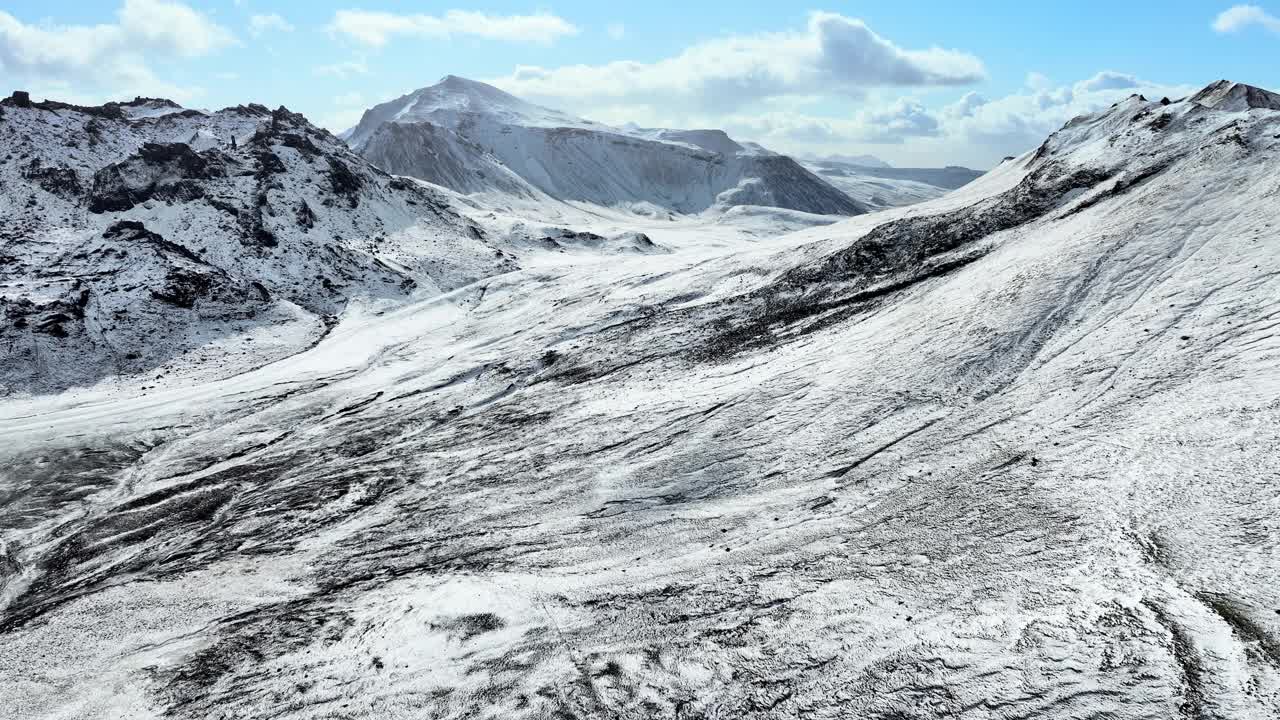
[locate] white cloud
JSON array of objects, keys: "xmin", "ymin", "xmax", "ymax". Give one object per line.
[
  {"xmin": 328, "ymin": 9, "xmax": 578, "ymax": 47},
  {"xmin": 314, "ymin": 57, "xmax": 369, "ymax": 78},
  {"xmin": 914, "ymin": 73, "xmax": 1195, "ymax": 164},
  {"xmin": 1213, "ymin": 5, "xmax": 1280, "ymax": 33},
  {"xmin": 606, "ymin": 23, "xmax": 625, "ymax": 40},
  {"xmin": 118, "ymin": 0, "xmax": 236, "ymax": 56},
  {"xmin": 728, "ymin": 97, "xmax": 943, "ymax": 147},
  {"xmin": 686, "ymin": 71, "xmax": 1198, "ymax": 168},
  {"xmin": 0, "ymin": 0, "xmax": 232, "ymax": 101},
  {"xmin": 1025, "ymin": 72, "xmax": 1052, "ymax": 91},
  {"xmin": 1074, "ymin": 70, "xmax": 1140, "ymax": 93},
  {"xmin": 316, "ymin": 107, "xmax": 368, "ymax": 134},
  {"xmin": 492, "ymin": 12, "xmax": 984, "ymax": 114},
  {"xmin": 334, "ymin": 91, "xmax": 365, "ymax": 106},
  {"xmin": 249, "ymin": 13, "xmax": 295, "ymax": 37}
]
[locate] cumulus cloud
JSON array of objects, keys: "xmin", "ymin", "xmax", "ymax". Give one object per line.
[
  {"xmin": 0, "ymin": 0, "xmax": 233, "ymax": 101},
  {"xmin": 119, "ymin": 0, "xmax": 235, "ymax": 56},
  {"xmin": 701, "ymin": 71, "xmax": 1198, "ymax": 168},
  {"xmin": 334, "ymin": 91, "xmax": 365, "ymax": 106},
  {"xmin": 1212, "ymin": 5, "xmax": 1280, "ymax": 33},
  {"xmin": 250, "ymin": 13, "xmax": 295, "ymax": 37},
  {"xmin": 916, "ymin": 73, "xmax": 1195, "ymax": 165},
  {"xmin": 1074, "ymin": 70, "xmax": 1140, "ymax": 93},
  {"xmin": 328, "ymin": 9, "xmax": 578, "ymax": 47},
  {"xmin": 743, "ymin": 98, "xmax": 942, "ymax": 146},
  {"xmin": 314, "ymin": 57, "xmax": 369, "ymax": 78},
  {"xmin": 491, "ymin": 12, "xmax": 984, "ymax": 113}
]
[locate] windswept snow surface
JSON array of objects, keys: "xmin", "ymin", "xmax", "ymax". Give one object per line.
[{"xmin": 2, "ymin": 83, "xmax": 1280, "ymax": 719}]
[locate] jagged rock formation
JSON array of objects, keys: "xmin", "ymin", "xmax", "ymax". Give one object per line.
[
  {"xmin": 348, "ymin": 76, "xmax": 866, "ymax": 216},
  {"xmin": 0, "ymin": 91, "xmax": 511, "ymax": 394},
  {"xmin": 1190, "ymin": 79, "xmax": 1280, "ymax": 111}
]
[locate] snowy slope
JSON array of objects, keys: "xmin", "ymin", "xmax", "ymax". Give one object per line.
[
  {"xmin": 0, "ymin": 92, "xmax": 512, "ymax": 395},
  {"xmin": 350, "ymin": 76, "xmax": 866, "ymax": 216},
  {"xmin": 2, "ymin": 81, "xmax": 1280, "ymax": 720}
]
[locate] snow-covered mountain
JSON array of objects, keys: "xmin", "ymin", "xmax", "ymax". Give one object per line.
[
  {"xmin": 4, "ymin": 80, "xmax": 1280, "ymax": 720},
  {"xmin": 0, "ymin": 91, "xmax": 513, "ymax": 394},
  {"xmin": 802, "ymin": 159, "xmax": 985, "ymax": 210},
  {"xmin": 804, "ymin": 152, "xmax": 893, "ymax": 168},
  {"xmin": 347, "ymin": 76, "xmax": 866, "ymax": 216}
]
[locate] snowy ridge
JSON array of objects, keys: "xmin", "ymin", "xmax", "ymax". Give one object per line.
[{"xmin": 1189, "ymin": 79, "xmax": 1280, "ymax": 112}]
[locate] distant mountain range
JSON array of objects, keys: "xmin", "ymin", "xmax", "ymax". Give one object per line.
[
  {"xmin": 344, "ymin": 76, "xmax": 872, "ymax": 216},
  {"xmin": 801, "ymin": 153, "xmax": 893, "ymax": 169},
  {"xmin": 801, "ymin": 160, "xmax": 984, "ymax": 211}
]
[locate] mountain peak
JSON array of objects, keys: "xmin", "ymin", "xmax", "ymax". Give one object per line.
[
  {"xmin": 437, "ymin": 74, "xmax": 486, "ymax": 87},
  {"xmin": 1189, "ymin": 79, "xmax": 1280, "ymax": 111},
  {"xmin": 344, "ymin": 74, "xmax": 597, "ymax": 149},
  {"xmin": 431, "ymin": 74, "xmax": 518, "ymax": 100}
]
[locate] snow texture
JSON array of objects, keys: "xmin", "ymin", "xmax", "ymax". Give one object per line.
[{"xmin": 1, "ymin": 81, "xmax": 1280, "ymax": 720}]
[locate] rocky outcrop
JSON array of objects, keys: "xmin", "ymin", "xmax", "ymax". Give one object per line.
[
  {"xmin": 0, "ymin": 92, "xmax": 515, "ymax": 393},
  {"xmin": 1190, "ymin": 80, "xmax": 1280, "ymax": 111},
  {"xmin": 89, "ymin": 143, "xmax": 232, "ymax": 213}
]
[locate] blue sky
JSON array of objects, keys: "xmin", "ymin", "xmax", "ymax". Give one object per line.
[{"xmin": 2, "ymin": 1, "xmax": 1276, "ymax": 167}]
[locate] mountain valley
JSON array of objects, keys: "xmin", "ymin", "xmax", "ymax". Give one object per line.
[{"xmin": 1, "ymin": 77, "xmax": 1279, "ymax": 720}]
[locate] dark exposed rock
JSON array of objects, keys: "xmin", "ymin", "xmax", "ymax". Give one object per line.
[
  {"xmin": 2, "ymin": 92, "xmax": 127, "ymax": 120},
  {"xmin": 89, "ymin": 143, "xmax": 230, "ymax": 213},
  {"xmin": 542, "ymin": 229, "xmax": 605, "ymax": 244},
  {"xmin": 151, "ymin": 269, "xmax": 214, "ymax": 309},
  {"xmin": 223, "ymin": 103, "xmax": 272, "ymax": 117},
  {"xmin": 255, "ymin": 150, "xmax": 286, "ymax": 176},
  {"xmin": 3, "ymin": 288, "xmax": 91, "ymax": 340},
  {"xmin": 326, "ymin": 158, "xmax": 363, "ymax": 208},
  {"xmin": 22, "ymin": 161, "xmax": 82, "ymax": 199},
  {"xmin": 296, "ymin": 200, "xmax": 317, "ymax": 230},
  {"xmin": 279, "ymin": 132, "xmax": 321, "ymax": 156},
  {"xmin": 104, "ymin": 220, "xmax": 202, "ymax": 263}
]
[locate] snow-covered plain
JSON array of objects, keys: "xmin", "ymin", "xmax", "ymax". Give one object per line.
[{"xmin": 2, "ymin": 82, "xmax": 1280, "ymax": 719}]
